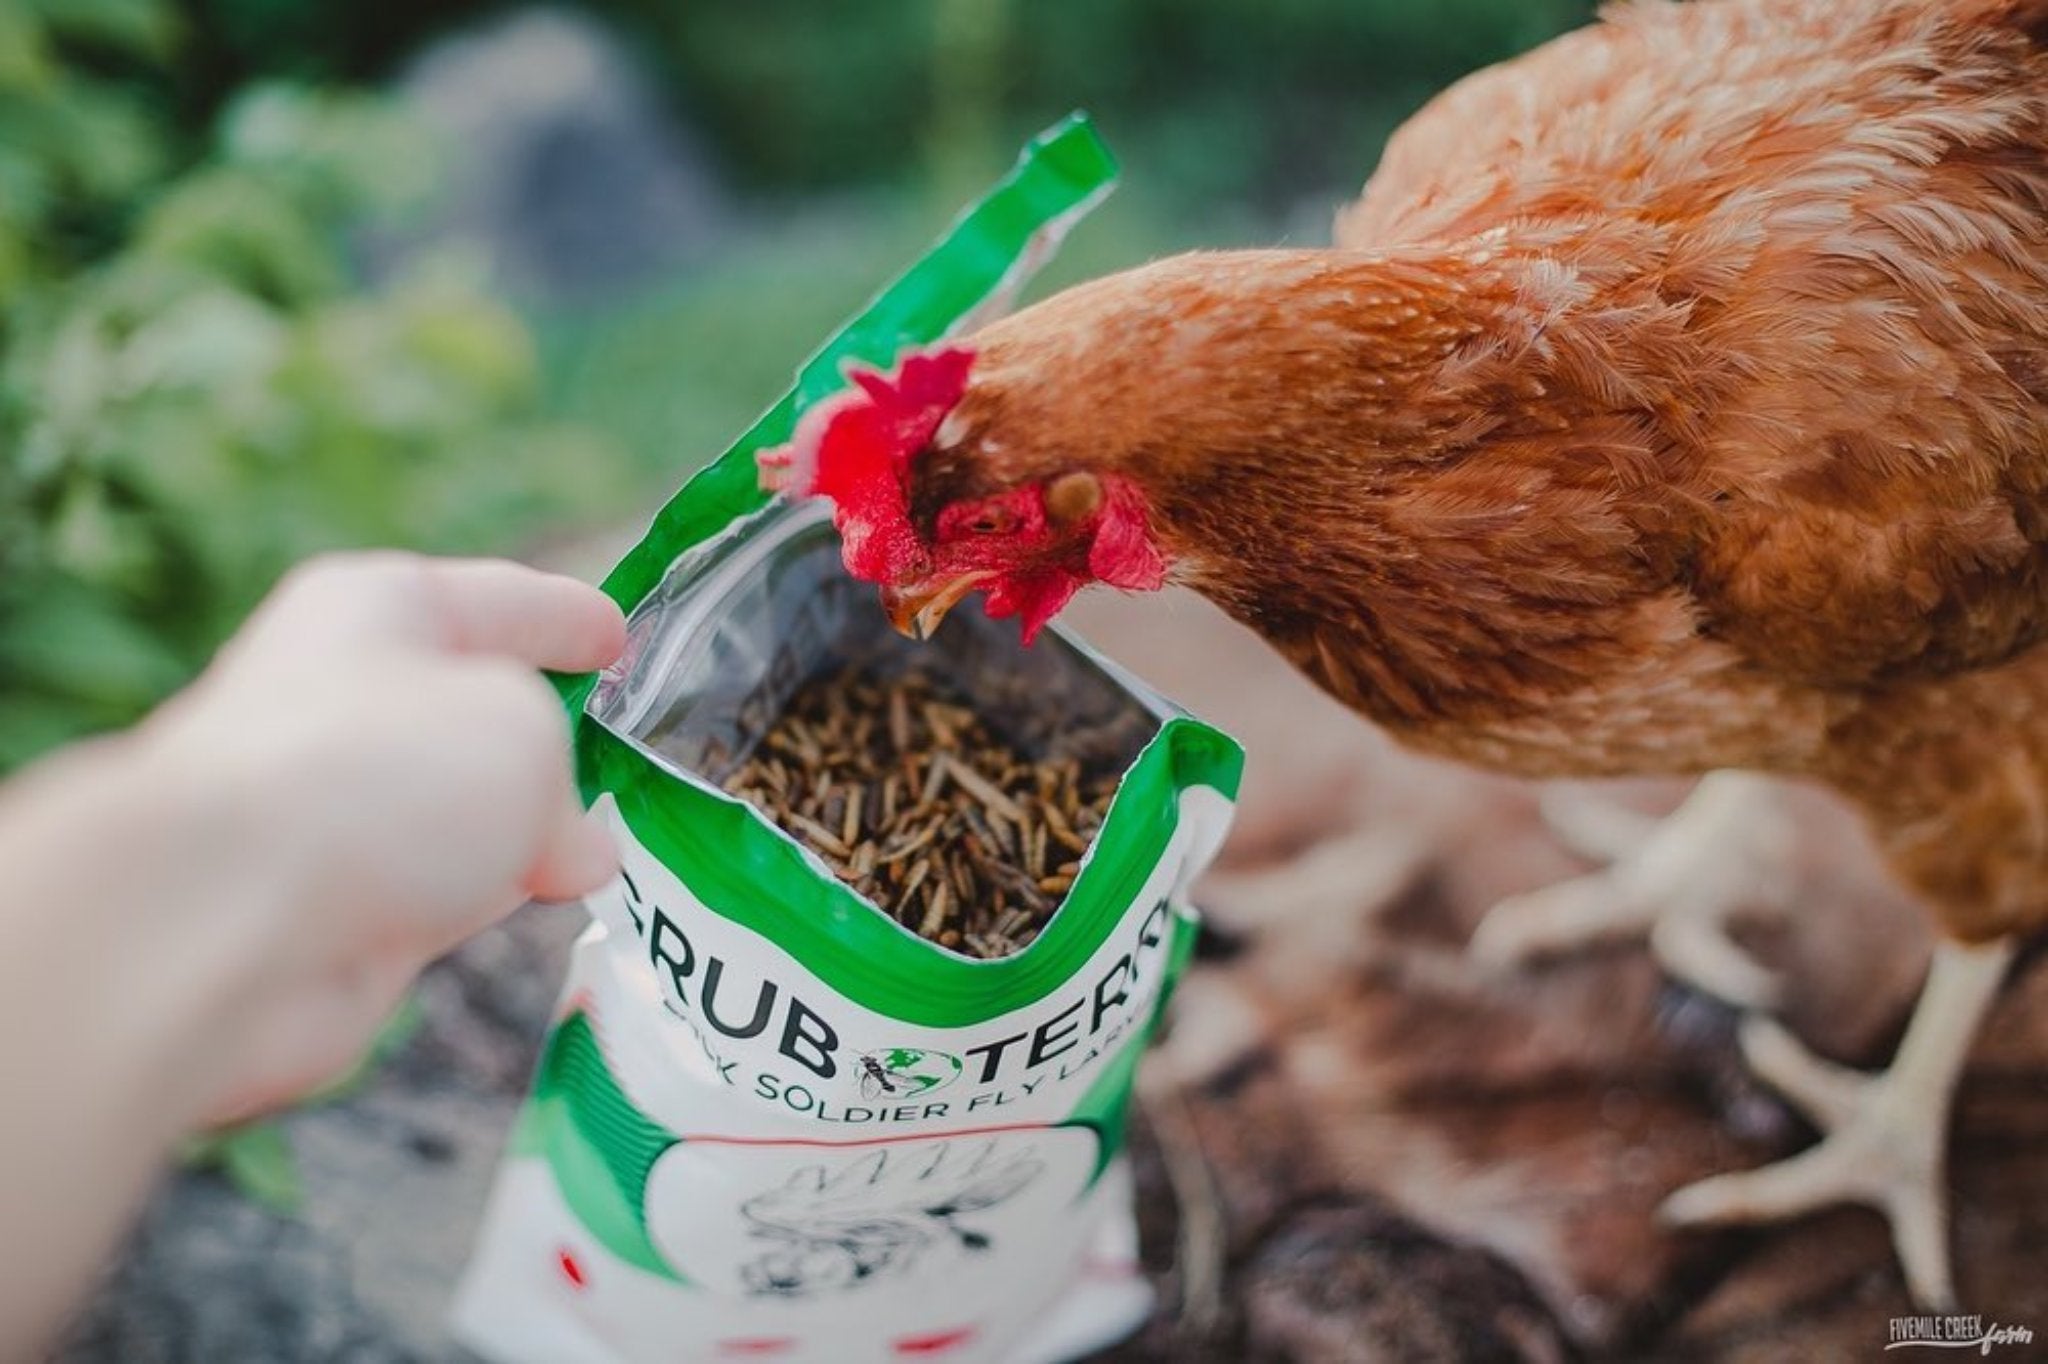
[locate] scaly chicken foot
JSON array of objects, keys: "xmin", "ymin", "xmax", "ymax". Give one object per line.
[
  {"xmin": 1470, "ymin": 770, "xmax": 1792, "ymax": 1009},
  {"xmin": 1531, "ymin": 784, "xmax": 1665, "ymax": 864},
  {"xmin": 1197, "ymin": 826, "xmax": 1429, "ymax": 939},
  {"xmin": 1661, "ymin": 937, "xmax": 2014, "ymax": 1311}
]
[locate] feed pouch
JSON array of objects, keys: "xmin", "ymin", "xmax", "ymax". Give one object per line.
[{"xmin": 450, "ymin": 116, "xmax": 1243, "ymax": 1364}]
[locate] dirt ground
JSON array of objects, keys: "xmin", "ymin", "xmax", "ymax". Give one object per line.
[{"xmin": 59, "ymin": 588, "xmax": 2048, "ymax": 1363}]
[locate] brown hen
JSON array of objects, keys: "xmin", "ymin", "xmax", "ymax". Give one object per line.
[{"xmin": 762, "ymin": 0, "xmax": 2048, "ymax": 1309}]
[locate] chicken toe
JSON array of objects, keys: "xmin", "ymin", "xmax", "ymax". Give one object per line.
[
  {"xmin": 1470, "ymin": 770, "xmax": 1791, "ymax": 1009},
  {"xmin": 1199, "ymin": 826, "xmax": 1430, "ymax": 940},
  {"xmin": 1531, "ymin": 784, "xmax": 1666, "ymax": 864},
  {"xmin": 1660, "ymin": 938, "xmax": 2014, "ymax": 1311}
]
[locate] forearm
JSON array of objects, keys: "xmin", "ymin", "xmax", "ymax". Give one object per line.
[{"xmin": 0, "ymin": 732, "xmax": 281, "ymax": 1355}]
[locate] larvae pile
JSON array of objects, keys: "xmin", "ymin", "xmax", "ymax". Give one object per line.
[{"xmin": 717, "ymin": 665, "xmax": 1119, "ymax": 958}]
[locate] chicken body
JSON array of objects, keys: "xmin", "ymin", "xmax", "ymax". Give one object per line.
[
  {"xmin": 852, "ymin": 0, "xmax": 2048, "ymax": 1311},
  {"xmin": 939, "ymin": 0, "xmax": 2048, "ymax": 947}
]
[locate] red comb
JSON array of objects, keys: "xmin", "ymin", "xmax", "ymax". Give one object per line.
[{"xmin": 758, "ymin": 345, "xmax": 975, "ymax": 583}]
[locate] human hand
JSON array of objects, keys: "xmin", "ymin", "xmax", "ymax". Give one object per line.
[
  {"xmin": 130, "ymin": 552, "xmax": 626, "ymax": 1122},
  {"xmin": 0, "ymin": 551, "xmax": 625, "ymax": 1350}
]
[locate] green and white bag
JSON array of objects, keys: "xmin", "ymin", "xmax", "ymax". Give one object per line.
[{"xmin": 451, "ymin": 118, "xmax": 1242, "ymax": 1364}]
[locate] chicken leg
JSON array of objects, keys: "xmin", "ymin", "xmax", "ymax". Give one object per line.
[
  {"xmin": 1470, "ymin": 770, "xmax": 1793, "ymax": 1009},
  {"xmin": 1661, "ymin": 937, "xmax": 2011, "ymax": 1309}
]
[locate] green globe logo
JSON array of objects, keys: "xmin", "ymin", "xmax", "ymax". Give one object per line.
[{"xmin": 856, "ymin": 1047, "xmax": 964, "ymax": 1100}]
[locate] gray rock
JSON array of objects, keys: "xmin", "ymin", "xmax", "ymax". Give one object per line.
[
  {"xmin": 58, "ymin": 1169, "xmax": 422, "ymax": 1364},
  {"xmin": 1243, "ymin": 1200, "xmax": 1576, "ymax": 1364},
  {"xmin": 388, "ymin": 8, "xmax": 731, "ymax": 303}
]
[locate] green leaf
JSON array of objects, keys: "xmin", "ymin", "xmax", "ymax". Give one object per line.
[
  {"xmin": 219, "ymin": 82, "xmax": 439, "ymax": 220},
  {"xmin": 9, "ymin": 77, "xmax": 168, "ymax": 206},
  {"xmin": 117, "ymin": 287, "xmax": 286, "ymax": 391},
  {"xmin": 135, "ymin": 168, "xmax": 342, "ymax": 306},
  {"xmin": 0, "ymin": 63, "xmax": 636, "ymax": 790},
  {"xmin": 0, "ymin": 690, "xmax": 105, "ymax": 768},
  {"xmin": 215, "ymin": 1122, "xmax": 303, "ymax": 1215},
  {"xmin": 0, "ymin": 579, "xmax": 190, "ymax": 710},
  {"xmin": 399, "ymin": 290, "xmax": 535, "ymax": 401},
  {"xmin": 29, "ymin": 0, "xmax": 178, "ymax": 59},
  {"xmin": 0, "ymin": 10, "xmax": 57, "ymax": 95}
]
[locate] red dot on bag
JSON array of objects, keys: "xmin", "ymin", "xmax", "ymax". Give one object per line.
[
  {"xmin": 716, "ymin": 1338, "xmax": 796, "ymax": 1355},
  {"xmin": 893, "ymin": 1327, "xmax": 977, "ymax": 1355},
  {"xmin": 556, "ymin": 1247, "xmax": 587, "ymax": 1289}
]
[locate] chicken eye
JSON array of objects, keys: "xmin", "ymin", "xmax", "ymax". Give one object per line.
[{"xmin": 966, "ymin": 509, "xmax": 1017, "ymax": 536}]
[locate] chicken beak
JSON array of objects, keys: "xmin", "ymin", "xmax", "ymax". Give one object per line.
[{"xmin": 880, "ymin": 572, "xmax": 991, "ymax": 640}]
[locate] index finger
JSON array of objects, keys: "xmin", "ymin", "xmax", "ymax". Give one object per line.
[{"xmin": 418, "ymin": 558, "xmax": 627, "ymax": 673}]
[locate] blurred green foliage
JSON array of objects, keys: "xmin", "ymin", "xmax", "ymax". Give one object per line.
[
  {"xmin": 179, "ymin": 0, "xmax": 1591, "ymax": 205},
  {"xmin": 637, "ymin": 0, "xmax": 1595, "ymax": 206},
  {"xmin": 534, "ymin": 175, "xmax": 1268, "ymax": 493},
  {"xmin": 0, "ymin": 0, "xmax": 629, "ymax": 769}
]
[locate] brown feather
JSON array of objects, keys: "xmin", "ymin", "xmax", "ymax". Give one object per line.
[{"xmin": 928, "ymin": 0, "xmax": 2048, "ymax": 943}]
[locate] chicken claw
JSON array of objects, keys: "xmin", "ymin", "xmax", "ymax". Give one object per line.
[
  {"xmin": 1530, "ymin": 785, "xmax": 1665, "ymax": 864},
  {"xmin": 1660, "ymin": 938, "xmax": 2014, "ymax": 1310},
  {"xmin": 1470, "ymin": 770, "xmax": 1792, "ymax": 1009},
  {"xmin": 1198, "ymin": 826, "xmax": 1430, "ymax": 940}
]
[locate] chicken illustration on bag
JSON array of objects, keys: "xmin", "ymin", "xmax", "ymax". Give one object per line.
[{"xmin": 739, "ymin": 1139, "xmax": 1047, "ymax": 1297}]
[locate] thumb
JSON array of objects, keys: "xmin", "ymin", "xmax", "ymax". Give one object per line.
[{"xmin": 525, "ymin": 806, "xmax": 620, "ymax": 903}]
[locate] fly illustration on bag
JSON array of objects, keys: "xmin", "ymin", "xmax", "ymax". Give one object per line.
[
  {"xmin": 451, "ymin": 116, "xmax": 1241, "ymax": 1364},
  {"xmin": 856, "ymin": 1050, "xmax": 961, "ymax": 1102}
]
